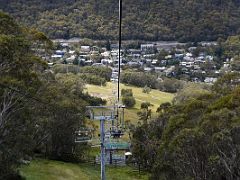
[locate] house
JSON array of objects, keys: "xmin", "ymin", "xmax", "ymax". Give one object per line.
[
  {"xmin": 223, "ymin": 62, "xmax": 230, "ymax": 68},
  {"xmin": 175, "ymin": 48, "xmax": 185, "ymax": 53},
  {"xmin": 129, "ymin": 53, "xmax": 141, "ymax": 59},
  {"xmin": 101, "ymin": 59, "xmax": 113, "ymax": 65},
  {"xmin": 144, "ymin": 67, "xmax": 153, "ymax": 72},
  {"xmin": 129, "ymin": 49, "xmax": 142, "ymax": 55},
  {"xmin": 146, "ymin": 59, "xmax": 152, "ymax": 66},
  {"xmin": 69, "ymin": 50, "xmax": 75, "ymax": 54},
  {"xmin": 85, "ymin": 60, "xmax": 93, "ymax": 66},
  {"xmin": 206, "ymin": 55, "xmax": 213, "ymax": 61},
  {"xmin": 111, "ymin": 71, "xmax": 119, "ymax": 79},
  {"xmin": 111, "ymin": 44, "xmax": 119, "ymax": 50},
  {"xmin": 188, "ymin": 47, "xmax": 197, "ymax": 52},
  {"xmin": 201, "ymin": 42, "xmax": 217, "ymax": 46},
  {"xmin": 101, "ymin": 51, "xmax": 111, "ymax": 58},
  {"xmin": 141, "ymin": 44, "xmax": 155, "ymax": 53},
  {"xmin": 143, "ymin": 54, "xmax": 155, "ymax": 58},
  {"xmin": 66, "ymin": 55, "xmax": 76, "ymax": 64},
  {"xmin": 81, "ymin": 46, "xmax": 91, "ymax": 53},
  {"xmin": 73, "ymin": 9, "xmax": 80, "ymax": 13},
  {"xmin": 186, "ymin": 52, "xmax": 193, "ymax": 57},
  {"xmin": 55, "ymin": 50, "xmax": 65, "ymax": 56},
  {"xmin": 51, "ymin": 54, "xmax": 63, "ymax": 60},
  {"xmin": 183, "ymin": 56, "xmax": 194, "ymax": 62},
  {"xmin": 215, "ymin": 70, "xmax": 220, "ymax": 74},
  {"xmin": 152, "ymin": 59, "xmax": 158, "ymax": 65},
  {"xmin": 60, "ymin": 43, "xmax": 69, "ymax": 47},
  {"xmin": 48, "ymin": 62, "xmax": 54, "ymax": 67},
  {"xmin": 111, "ymin": 50, "xmax": 119, "ymax": 60},
  {"xmin": 92, "ymin": 63, "xmax": 105, "ymax": 67},
  {"xmin": 127, "ymin": 61, "xmax": 141, "ymax": 68},
  {"xmin": 180, "ymin": 61, "xmax": 194, "ymax": 68},
  {"xmin": 92, "ymin": 46, "xmax": 99, "ymax": 52},
  {"xmin": 155, "ymin": 67, "xmax": 166, "ymax": 73},
  {"xmin": 160, "ymin": 60, "xmax": 167, "ymax": 66},
  {"xmin": 165, "ymin": 66, "xmax": 175, "ymax": 76},
  {"xmin": 79, "ymin": 54, "xmax": 89, "ymax": 61},
  {"xmin": 78, "ymin": 58, "xmax": 86, "ymax": 63},
  {"xmin": 196, "ymin": 56, "xmax": 204, "ymax": 61},
  {"xmin": 165, "ymin": 55, "xmax": 173, "ymax": 59},
  {"xmin": 204, "ymin": 77, "xmax": 217, "ymax": 84},
  {"xmin": 175, "ymin": 53, "xmax": 184, "ymax": 59},
  {"xmin": 193, "ymin": 65, "xmax": 201, "ymax": 70}
]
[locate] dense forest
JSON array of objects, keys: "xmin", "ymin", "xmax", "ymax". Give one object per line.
[
  {"xmin": 1, "ymin": 0, "xmax": 240, "ymax": 41},
  {"xmin": 0, "ymin": 12, "xmax": 105, "ymax": 179},
  {"xmin": 2, "ymin": 3, "xmax": 240, "ymax": 178},
  {"xmin": 131, "ymin": 73, "xmax": 240, "ymax": 179}
]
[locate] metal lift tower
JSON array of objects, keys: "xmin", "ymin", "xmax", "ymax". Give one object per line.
[{"xmin": 85, "ymin": 1, "xmax": 123, "ymax": 180}]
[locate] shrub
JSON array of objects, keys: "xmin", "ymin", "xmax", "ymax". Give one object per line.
[
  {"xmin": 156, "ymin": 78, "xmax": 184, "ymax": 93},
  {"xmin": 142, "ymin": 85, "xmax": 151, "ymax": 94},
  {"xmin": 122, "ymin": 96, "xmax": 136, "ymax": 108},
  {"xmin": 121, "ymin": 89, "xmax": 133, "ymax": 97},
  {"xmin": 121, "ymin": 88, "xmax": 136, "ymax": 108},
  {"xmin": 79, "ymin": 74, "xmax": 106, "ymax": 86},
  {"xmin": 141, "ymin": 102, "xmax": 151, "ymax": 109},
  {"xmin": 121, "ymin": 71, "xmax": 157, "ymax": 88},
  {"xmin": 53, "ymin": 64, "xmax": 80, "ymax": 74},
  {"xmin": 80, "ymin": 66, "xmax": 112, "ymax": 81}
]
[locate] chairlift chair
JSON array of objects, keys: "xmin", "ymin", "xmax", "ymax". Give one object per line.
[
  {"xmin": 109, "ymin": 104, "xmax": 126, "ymax": 138},
  {"xmin": 110, "ymin": 130, "xmax": 124, "ymax": 138},
  {"xmin": 109, "ymin": 126, "xmax": 124, "ymax": 138},
  {"xmin": 85, "ymin": 109, "xmax": 94, "ymax": 119},
  {"xmin": 75, "ymin": 128, "xmax": 92, "ymax": 143}
]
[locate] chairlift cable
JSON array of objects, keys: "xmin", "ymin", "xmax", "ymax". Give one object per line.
[{"xmin": 118, "ymin": 0, "xmax": 122, "ymax": 103}]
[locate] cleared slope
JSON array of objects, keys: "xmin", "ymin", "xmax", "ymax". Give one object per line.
[
  {"xmin": 86, "ymin": 82, "xmax": 174, "ymax": 124},
  {"xmin": 20, "ymin": 159, "xmax": 148, "ymax": 180}
]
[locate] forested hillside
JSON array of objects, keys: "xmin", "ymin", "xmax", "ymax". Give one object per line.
[
  {"xmin": 131, "ymin": 73, "xmax": 240, "ymax": 179},
  {"xmin": 0, "ymin": 12, "xmax": 105, "ymax": 179},
  {"xmin": 1, "ymin": 0, "xmax": 240, "ymax": 41}
]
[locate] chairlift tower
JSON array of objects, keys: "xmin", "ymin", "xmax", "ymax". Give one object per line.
[
  {"xmin": 75, "ymin": 1, "xmax": 123, "ymax": 179},
  {"xmin": 85, "ymin": 105, "xmax": 125, "ymax": 180}
]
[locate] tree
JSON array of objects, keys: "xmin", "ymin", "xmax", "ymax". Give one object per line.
[
  {"xmin": 33, "ymin": 71, "xmax": 107, "ymax": 161},
  {"xmin": 121, "ymin": 89, "xmax": 133, "ymax": 97},
  {"xmin": 142, "ymin": 85, "xmax": 151, "ymax": 94},
  {"xmin": 140, "ymin": 102, "xmax": 151, "ymax": 109},
  {"xmin": 4, "ymin": 0, "xmax": 240, "ymax": 41},
  {"xmin": 131, "ymin": 72, "xmax": 240, "ymax": 179},
  {"xmin": 106, "ymin": 40, "xmax": 111, "ymax": 51},
  {"xmin": 156, "ymin": 78, "xmax": 184, "ymax": 93},
  {"xmin": 121, "ymin": 71, "xmax": 157, "ymax": 88},
  {"xmin": 122, "ymin": 96, "xmax": 136, "ymax": 108},
  {"xmin": 121, "ymin": 89, "xmax": 136, "ymax": 108},
  {"xmin": 80, "ymin": 66, "xmax": 112, "ymax": 81},
  {"xmin": 173, "ymin": 83, "xmax": 210, "ymax": 104},
  {"xmin": 0, "ymin": 12, "xmax": 45, "ymax": 178},
  {"xmin": 0, "ymin": 12, "xmax": 107, "ymax": 178}
]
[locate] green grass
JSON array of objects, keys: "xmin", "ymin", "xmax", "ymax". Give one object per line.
[
  {"xmin": 20, "ymin": 84, "xmax": 170, "ymax": 180},
  {"xmin": 85, "ymin": 82, "xmax": 174, "ymax": 124},
  {"xmin": 20, "ymin": 159, "xmax": 148, "ymax": 180}
]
